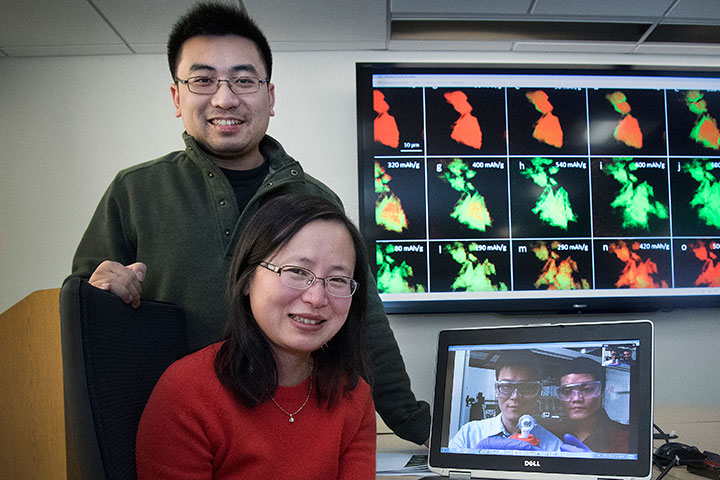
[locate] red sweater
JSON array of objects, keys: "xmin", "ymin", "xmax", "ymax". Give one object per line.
[{"xmin": 136, "ymin": 343, "xmax": 376, "ymax": 479}]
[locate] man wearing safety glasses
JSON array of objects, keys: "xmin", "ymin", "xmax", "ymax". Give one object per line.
[
  {"xmin": 449, "ymin": 352, "xmax": 563, "ymax": 451},
  {"xmin": 550, "ymin": 357, "xmax": 630, "ymax": 453}
]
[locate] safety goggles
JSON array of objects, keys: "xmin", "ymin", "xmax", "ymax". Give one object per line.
[
  {"xmin": 495, "ymin": 381, "xmax": 541, "ymax": 398},
  {"xmin": 557, "ymin": 380, "xmax": 602, "ymax": 401}
]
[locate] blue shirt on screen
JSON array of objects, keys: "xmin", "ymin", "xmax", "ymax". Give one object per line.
[{"xmin": 449, "ymin": 413, "xmax": 562, "ymax": 451}]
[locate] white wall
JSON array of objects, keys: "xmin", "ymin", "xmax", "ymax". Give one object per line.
[{"xmin": 1, "ymin": 49, "xmax": 719, "ymax": 410}]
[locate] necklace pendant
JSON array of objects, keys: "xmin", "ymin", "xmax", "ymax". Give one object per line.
[{"xmin": 289, "ymin": 415, "xmax": 294, "ymax": 423}]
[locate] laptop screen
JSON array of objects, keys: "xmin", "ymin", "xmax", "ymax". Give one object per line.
[{"xmin": 428, "ymin": 320, "xmax": 653, "ymax": 479}]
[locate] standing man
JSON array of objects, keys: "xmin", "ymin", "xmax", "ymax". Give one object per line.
[
  {"xmin": 67, "ymin": 1, "xmax": 429, "ymax": 445},
  {"xmin": 449, "ymin": 353, "xmax": 562, "ymax": 451},
  {"xmin": 550, "ymin": 357, "xmax": 630, "ymax": 453}
]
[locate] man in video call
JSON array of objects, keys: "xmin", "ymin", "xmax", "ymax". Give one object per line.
[
  {"xmin": 550, "ymin": 357, "xmax": 630, "ymax": 453},
  {"xmin": 67, "ymin": 1, "xmax": 430, "ymax": 445},
  {"xmin": 449, "ymin": 352, "xmax": 563, "ymax": 451}
]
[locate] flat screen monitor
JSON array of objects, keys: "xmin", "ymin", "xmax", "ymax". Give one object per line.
[{"xmin": 356, "ymin": 62, "xmax": 720, "ymax": 314}]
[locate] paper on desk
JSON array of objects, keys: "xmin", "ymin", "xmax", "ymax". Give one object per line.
[{"xmin": 376, "ymin": 453, "xmax": 433, "ymax": 476}]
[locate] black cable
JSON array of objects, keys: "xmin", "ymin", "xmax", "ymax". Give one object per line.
[
  {"xmin": 655, "ymin": 455, "xmax": 680, "ymax": 480},
  {"xmin": 653, "ymin": 423, "xmax": 677, "ymax": 442}
]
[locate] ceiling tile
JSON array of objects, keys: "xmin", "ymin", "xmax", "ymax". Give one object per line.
[
  {"xmin": 129, "ymin": 43, "xmax": 169, "ymax": 55},
  {"xmin": 91, "ymin": 0, "xmax": 236, "ymax": 47},
  {"xmin": 1, "ymin": 44, "xmax": 132, "ymax": 57},
  {"xmin": 513, "ymin": 41, "xmax": 635, "ymax": 54},
  {"xmin": 388, "ymin": 39, "xmax": 514, "ymax": 51},
  {"xmin": 634, "ymin": 43, "xmax": 720, "ymax": 55},
  {"xmin": 244, "ymin": 0, "xmax": 386, "ymax": 44},
  {"xmin": 667, "ymin": 0, "xmax": 720, "ymax": 21},
  {"xmin": 0, "ymin": 0, "xmax": 123, "ymax": 48},
  {"xmin": 391, "ymin": 0, "xmax": 533, "ymax": 16},
  {"xmin": 531, "ymin": 0, "xmax": 676, "ymax": 19}
]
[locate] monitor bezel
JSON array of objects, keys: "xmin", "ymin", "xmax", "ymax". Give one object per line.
[{"xmin": 357, "ymin": 62, "xmax": 720, "ymax": 315}]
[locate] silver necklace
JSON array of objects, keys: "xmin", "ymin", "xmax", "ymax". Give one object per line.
[{"xmin": 270, "ymin": 373, "xmax": 313, "ymax": 423}]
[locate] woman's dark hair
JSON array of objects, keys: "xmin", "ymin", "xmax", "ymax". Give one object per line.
[
  {"xmin": 167, "ymin": 1, "xmax": 273, "ymax": 81},
  {"xmin": 215, "ymin": 194, "xmax": 370, "ymax": 408}
]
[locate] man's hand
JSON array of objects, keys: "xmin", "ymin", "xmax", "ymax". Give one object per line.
[
  {"xmin": 475, "ymin": 437, "xmax": 541, "ymax": 451},
  {"xmin": 89, "ymin": 261, "xmax": 147, "ymax": 308},
  {"xmin": 560, "ymin": 433, "xmax": 593, "ymax": 452}
]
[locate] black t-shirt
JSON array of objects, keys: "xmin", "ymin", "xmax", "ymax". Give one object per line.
[{"xmin": 219, "ymin": 162, "xmax": 270, "ymax": 213}]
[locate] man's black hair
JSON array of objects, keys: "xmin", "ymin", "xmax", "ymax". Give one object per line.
[
  {"xmin": 494, "ymin": 351, "xmax": 541, "ymax": 380},
  {"xmin": 167, "ymin": 2, "xmax": 273, "ymax": 81},
  {"xmin": 560, "ymin": 357, "xmax": 606, "ymax": 386}
]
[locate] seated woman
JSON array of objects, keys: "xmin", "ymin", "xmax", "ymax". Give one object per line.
[{"xmin": 136, "ymin": 194, "xmax": 376, "ymax": 479}]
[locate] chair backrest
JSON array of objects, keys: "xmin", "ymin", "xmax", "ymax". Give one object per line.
[{"xmin": 60, "ymin": 277, "xmax": 188, "ymax": 480}]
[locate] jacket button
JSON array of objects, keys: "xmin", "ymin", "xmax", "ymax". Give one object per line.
[
  {"xmin": 224, "ymin": 230, "xmax": 231, "ymax": 236},
  {"xmin": 208, "ymin": 172, "xmax": 215, "ymax": 178},
  {"xmin": 219, "ymin": 200, "xmax": 226, "ymax": 206},
  {"xmin": 290, "ymin": 169, "xmax": 299, "ymax": 176},
  {"xmin": 266, "ymin": 182, "xmax": 273, "ymax": 187}
]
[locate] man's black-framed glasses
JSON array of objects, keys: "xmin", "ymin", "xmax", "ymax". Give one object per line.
[
  {"xmin": 495, "ymin": 381, "xmax": 541, "ymax": 399},
  {"xmin": 175, "ymin": 75, "xmax": 270, "ymax": 95},
  {"xmin": 259, "ymin": 261, "xmax": 357, "ymax": 298}
]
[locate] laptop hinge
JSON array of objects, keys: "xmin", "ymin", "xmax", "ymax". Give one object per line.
[{"xmin": 449, "ymin": 471, "xmax": 472, "ymax": 480}]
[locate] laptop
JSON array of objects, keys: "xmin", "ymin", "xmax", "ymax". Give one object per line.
[{"xmin": 425, "ymin": 320, "xmax": 654, "ymax": 480}]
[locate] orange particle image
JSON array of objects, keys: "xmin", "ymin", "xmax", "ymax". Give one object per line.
[
  {"xmin": 614, "ymin": 115, "xmax": 643, "ymax": 149},
  {"xmin": 609, "ymin": 241, "xmax": 668, "ymax": 289},
  {"xmin": 526, "ymin": 90, "xmax": 563, "ymax": 148},
  {"xmin": 526, "ymin": 90, "xmax": 553, "ymax": 114},
  {"xmin": 444, "ymin": 90, "xmax": 483, "ymax": 150},
  {"xmin": 697, "ymin": 116, "xmax": 720, "ymax": 150},
  {"xmin": 373, "ymin": 90, "xmax": 400, "ymax": 148},
  {"xmin": 534, "ymin": 113, "xmax": 563, "ymax": 148}
]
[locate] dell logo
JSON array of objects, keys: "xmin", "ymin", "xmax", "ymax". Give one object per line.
[{"xmin": 524, "ymin": 460, "xmax": 541, "ymax": 468}]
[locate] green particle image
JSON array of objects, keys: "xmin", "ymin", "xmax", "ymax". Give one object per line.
[
  {"xmin": 683, "ymin": 159, "xmax": 720, "ymax": 229},
  {"xmin": 685, "ymin": 91, "xmax": 720, "ymax": 150},
  {"xmin": 376, "ymin": 244, "xmax": 425, "ymax": 294},
  {"xmin": 375, "ymin": 161, "xmax": 391, "ymax": 194},
  {"xmin": 441, "ymin": 159, "xmax": 492, "ymax": 231},
  {"xmin": 686, "ymin": 90, "xmax": 708, "ymax": 115},
  {"xmin": 444, "ymin": 242, "xmax": 508, "ymax": 292},
  {"xmin": 520, "ymin": 157, "xmax": 577, "ymax": 229},
  {"xmin": 532, "ymin": 242, "xmax": 590, "ymax": 290},
  {"xmin": 605, "ymin": 158, "xmax": 668, "ymax": 230},
  {"xmin": 375, "ymin": 161, "xmax": 408, "ymax": 233},
  {"xmin": 606, "ymin": 91, "xmax": 627, "ymax": 114}
]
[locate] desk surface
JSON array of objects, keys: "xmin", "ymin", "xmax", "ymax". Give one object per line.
[{"xmin": 376, "ymin": 405, "xmax": 720, "ymax": 480}]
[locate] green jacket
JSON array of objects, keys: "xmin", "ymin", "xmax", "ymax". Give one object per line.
[{"xmin": 69, "ymin": 132, "xmax": 430, "ymax": 444}]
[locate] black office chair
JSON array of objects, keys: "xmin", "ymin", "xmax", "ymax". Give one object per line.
[{"xmin": 60, "ymin": 277, "xmax": 188, "ymax": 480}]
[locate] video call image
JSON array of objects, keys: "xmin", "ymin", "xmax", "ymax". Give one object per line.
[
  {"xmin": 441, "ymin": 343, "xmax": 638, "ymax": 460},
  {"xmin": 361, "ymin": 77, "xmax": 720, "ymax": 299}
]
